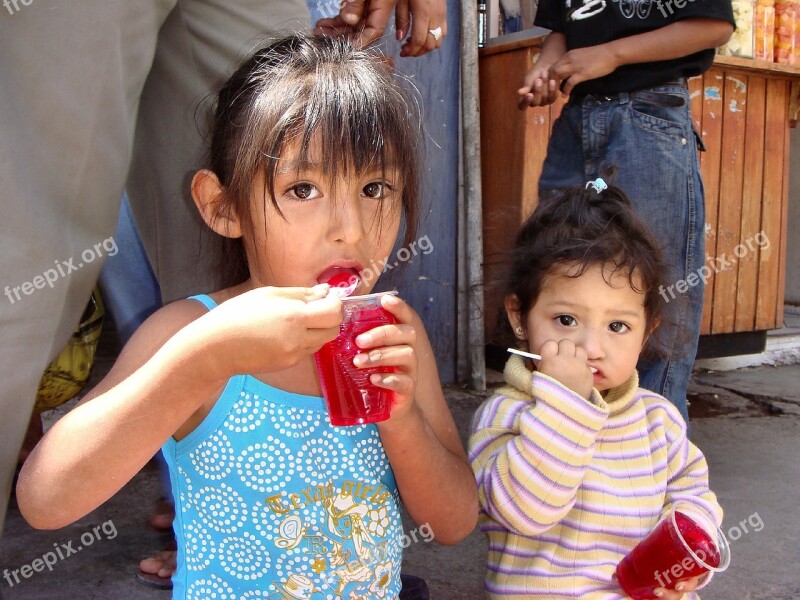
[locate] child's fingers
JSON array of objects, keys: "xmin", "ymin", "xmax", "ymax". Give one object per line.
[
  {"xmin": 355, "ymin": 322, "xmax": 416, "ymax": 350},
  {"xmin": 379, "ymin": 293, "xmax": 414, "ymax": 324},
  {"xmin": 353, "ymin": 344, "xmax": 414, "ymax": 370},
  {"xmin": 369, "ymin": 371, "xmax": 415, "ymax": 397},
  {"xmin": 303, "ymin": 294, "xmax": 344, "ymax": 329},
  {"xmin": 538, "ymin": 339, "xmax": 560, "ymax": 359}
]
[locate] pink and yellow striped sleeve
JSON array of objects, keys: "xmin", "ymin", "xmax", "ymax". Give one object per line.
[{"xmin": 468, "ymin": 372, "xmax": 609, "ymax": 536}]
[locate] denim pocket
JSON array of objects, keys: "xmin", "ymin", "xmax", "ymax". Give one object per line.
[{"xmin": 628, "ymin": 92, "xmax": 689, "ymax": 140}]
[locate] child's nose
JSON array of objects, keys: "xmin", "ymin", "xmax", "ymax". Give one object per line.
[
  {"xmin": 330, "ymin": 198, "xmax": 365, "ymax": 245},
  {"xmin": 578, "ymin": 328, "xmax": 604, "ymax": 360}
]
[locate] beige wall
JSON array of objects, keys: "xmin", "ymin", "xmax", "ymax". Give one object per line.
[{"xmin": 788, "ymin": 126, "xmax": 800, "ymax": 305}]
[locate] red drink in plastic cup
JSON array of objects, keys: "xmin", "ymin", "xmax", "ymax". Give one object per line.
[
  {"xmin": 315, "ymin": 292, "xmax": 397, "ymax": 426},
  {"xmin": 616, "ymin": 504, "xmax": 730, "ymax": 599}
]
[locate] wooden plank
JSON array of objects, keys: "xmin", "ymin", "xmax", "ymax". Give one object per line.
[
  {"xmin": 711, "ymin": 72, "xmax": 747, "ymax": 334},
  {"xmin": 479, "ymin": 49, "xmax": 533, "ymax": 340},
  {"xmin": 755, "ymin": 80, "xmax": 788, "ymax": 329},
  {"xmin": 713, "ymin": 53, "xmax": 800, "ymax": 77},
  {"xmin": 775, "ymin": 100, "xmax": 791, "ymax": 325},
  {"xmin": 734, "ymin": 76, "xmax": 766, "ymax": 332},
  {"xmin": 697, "ymin": 69, "xmax": 724, "ymax": 335}
]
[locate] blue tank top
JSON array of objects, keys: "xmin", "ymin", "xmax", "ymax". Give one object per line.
[{"xmin": 162, "ymin": 294, "xmax": 403, "ymax": 599}]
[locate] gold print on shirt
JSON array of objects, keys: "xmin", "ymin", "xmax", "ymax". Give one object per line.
[
  {"xmin": 264, "ymin": 479, "xmax": 391, "ymax": 515},
  {"xmin": 267, "ymin": 481, "xmax": 397, "ymax": 599}
]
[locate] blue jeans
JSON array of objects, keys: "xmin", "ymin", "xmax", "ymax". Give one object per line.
[{"xmin": 539, "ymin": 82, "xmax": 705, "ymax": 423}]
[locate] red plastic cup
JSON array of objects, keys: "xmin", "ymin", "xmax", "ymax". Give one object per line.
[
  {"xmin": 615, "ymin": 503, "xmax": 730, "ymax": 599},
  {"xmin": 315, "ymin": 292, "xmax": 397, "ymax": 426}
]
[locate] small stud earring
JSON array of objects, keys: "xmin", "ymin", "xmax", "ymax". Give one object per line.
[{"xmin": 515, "ymin": 326, "xmax": 525, "ymax": 337}]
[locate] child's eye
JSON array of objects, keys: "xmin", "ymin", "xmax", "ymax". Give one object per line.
[
  {"xmin": 288, "ymin": 183, "xmax": 320, "ymax": 200},
  {"xmin": 362, "ymin": 181, "xmax": 388, "ymax": 199},
  {"xmin": 609, "ymin": 321, "xmax": 630, "ymax": 333},
  {"xmin": 556, "ymin": 315, "xmax": 576, "ymax": 327}
]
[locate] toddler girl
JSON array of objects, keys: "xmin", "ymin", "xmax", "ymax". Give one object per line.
[{"xmin": 469, "ymin": 181, "xmax": 723, "ymax": 599}]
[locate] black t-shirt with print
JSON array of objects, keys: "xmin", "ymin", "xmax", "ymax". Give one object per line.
[{"xmin": 534, "ymin": 0, "xmax": 735, "ymax": 95}]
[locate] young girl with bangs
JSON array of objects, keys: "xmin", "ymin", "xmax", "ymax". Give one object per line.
[
  {"xmin": 469, "ymin": 181, "xmax": 725, "ymax": 599},
  {"xmin": 17, "ymin": 34, "xmax": 477, "ymax": 599}
]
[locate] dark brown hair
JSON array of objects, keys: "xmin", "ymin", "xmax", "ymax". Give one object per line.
[
  {"xmin": 205, "ymin": 33, "xmax": 423, "ymax": 285},
  {"xmin": 506, "ymin": 182, "xmax": 672, "ymax": 355}
]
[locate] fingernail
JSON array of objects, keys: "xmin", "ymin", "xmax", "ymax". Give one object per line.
[
  {"xmin": 355, "ymin": 333, "xmax": 371, "ymax": 347},
  {"xmin": 396, "ymin": 28, "xmax": 404, "ymax": 40},
  {"xmin": 653, "ymin": 591, "xmax": 664, "ymax": 598},
  {"xmin": 353, "ymin": 353, "xmax": 367, "ymax": 366},
  {"xmin": 369, "ymin": 373, "xmax": 383, "ymax": 385},
  {"xmin": 675, "ymin": 583, "xmax": 685, "ymax": 591}
]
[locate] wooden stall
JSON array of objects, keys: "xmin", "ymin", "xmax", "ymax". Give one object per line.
[{"xmin": 479, "ymin": 33, "xmax": 800, "ymax": 352}]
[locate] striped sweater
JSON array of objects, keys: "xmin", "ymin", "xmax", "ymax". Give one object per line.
[{"xmin": 468, "ymin": 356, "xmax": 723, "ymax": 599}]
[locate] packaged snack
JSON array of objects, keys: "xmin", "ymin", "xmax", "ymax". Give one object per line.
[
  {"xmin": 755, "ymin": 0, "xmax": 776, "ymax": 60},
  {"xmin": 721, "ymin": 0, "xmax": 755, "ymax": 57},
  {"xmin": 775, "ymin": 0, "xmax": 800, "ymax": 64}
]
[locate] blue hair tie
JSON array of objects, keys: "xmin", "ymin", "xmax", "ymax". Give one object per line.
[{"xmin": 585, "ymin": 178, "xmax": 607, "ymax": 194}]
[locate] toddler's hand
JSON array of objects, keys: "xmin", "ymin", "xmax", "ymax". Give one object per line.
[
  {"xmin": 653, "ymin": 576, "xmax": 701, "ymax": 599},
  {"xmin": 352, "ymin": 294, "xmax": 418, "ymax": 421},
  {"xmin": 203, "ymin": 284, "xmax": 342, "ymax": 380},
  {"xmin": 518, "ymin": 63, "xmax": 561, "ymax": 109},
  {"xmin": 536, "ymin": 339, "xmax": 594, "ymax": 400}
]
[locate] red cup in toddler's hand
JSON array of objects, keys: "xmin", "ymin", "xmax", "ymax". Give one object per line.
[
  {"xmin": 315, "ymin": 291, "xmax": 397, "ymax": 426},
  {"xmin": 615, "ymin": 502, "xmax": 731, "ymax": 599}
]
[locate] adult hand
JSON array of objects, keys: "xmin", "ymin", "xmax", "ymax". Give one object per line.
[
  {"xmin": 518, "ymin": 62, "xmax": 560, "ymax": 109},
  {"xmin": 548, "ymin": 44, "xmax": 619, "ymax": 97},
  {"xmin": 314, "ymin": 0, "xmax": 447, "ymax": 57}
]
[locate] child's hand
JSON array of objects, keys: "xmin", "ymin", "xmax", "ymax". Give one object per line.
[
  {"xmin": 548, "ymin": 44, "xmax": 619, "ymax": 97},
  {"xmin": 203, "ymin": 284, "xmax": 342, "ymax": 380},
  {"xmin": 536, "ymin": 339, "xmax": 594, "ymax": 400},
  {"xmin": 518, "ymin": 63, "xmax": 561, "ymax": 109},
  {"xmin": 653, "ymin": 576, "xmax": 702, "ymax": 599},
  {"xmin": 352, "ymin": 294, "xmax": 418, "ymax": 421}
]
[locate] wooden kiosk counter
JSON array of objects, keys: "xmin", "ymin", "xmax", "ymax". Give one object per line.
[{"xmin": 480, "ymin": 31, "xmax": 799, "ymax": 352}]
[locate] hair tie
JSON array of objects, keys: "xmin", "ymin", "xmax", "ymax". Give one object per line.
[{"xmin": 585, "ymin": 178, "xmax": 607, "ymax": 194}]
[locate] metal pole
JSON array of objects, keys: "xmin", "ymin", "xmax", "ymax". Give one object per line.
[{"xmin": 459, "ymin": 0, "xmax": 486, "ymax": 390}]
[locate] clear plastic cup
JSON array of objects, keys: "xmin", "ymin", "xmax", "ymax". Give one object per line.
[
  {"xmin": 615, "ymin": 503, "xmax": 731, "ymax": 599},
  {"xmin": 315, "ymin": 291, "xmax": 397, "ymax": 426}
]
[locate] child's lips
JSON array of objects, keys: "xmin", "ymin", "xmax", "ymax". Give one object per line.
[{"xmin": 316, "ymin": 265, "xmax": 363, "ymax": 286}]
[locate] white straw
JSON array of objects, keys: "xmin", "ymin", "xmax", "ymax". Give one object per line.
[
  {"xmin": 507, "ymin": 347, "xmax": 598, "ymax": 373},
  {"xmin": 507, "ymin": 347, "xmax": 542, "ymax": 361}
]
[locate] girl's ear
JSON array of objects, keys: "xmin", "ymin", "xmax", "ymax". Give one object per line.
[
  {"xmin": 191, "ymin": 169, "xmax": 242, "ymax": 239},
  {"xmin": 505, "ymin": 294, "xmax": 526, "ymax": 340}
]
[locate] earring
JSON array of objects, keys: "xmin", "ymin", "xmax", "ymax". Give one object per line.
[{"xmin": 514, "ymin": 326, "xmax": 525, "ymax": 338}]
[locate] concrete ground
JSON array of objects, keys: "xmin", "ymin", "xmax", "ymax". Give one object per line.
[{"xmin": 1, "ymin": 329, "xmax": 798, "ymax": 599}]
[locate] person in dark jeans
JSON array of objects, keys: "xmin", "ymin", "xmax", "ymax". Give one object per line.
[{"xmin": 518, "ymin": 0, "xmax": 735, "ymax": 423}]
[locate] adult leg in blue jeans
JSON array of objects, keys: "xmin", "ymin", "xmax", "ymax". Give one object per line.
[{"xmin": 539, "ymin": 85, "xmax": 704, "ymax": 424}]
